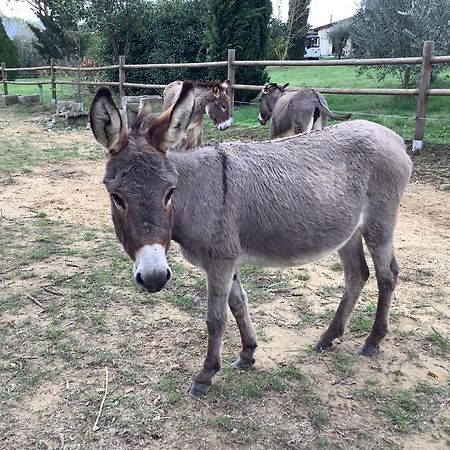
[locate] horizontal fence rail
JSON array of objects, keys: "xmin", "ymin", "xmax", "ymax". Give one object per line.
[
  {"xmin": 123, "ymin": 61, "xmax": 227, "ymax": 69},
  {"xmin": 1, "ymin": 41, "xmax": 449, "ymax": 151}
]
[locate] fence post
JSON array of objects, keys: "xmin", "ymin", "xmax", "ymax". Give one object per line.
[
  {"xmin": 119, "ymin": 55, "xmax": 126, "ymax": 100},
  {"xmin": 413, "ymin": 41, "xmax": 434, "ymax": 153},
  {"xmin": 50, "ymin": 58, "xmax": 57, "ymax": 104},
  {"xmin": 227, "ymin": 49, "xmax": 235, "ymax": 117},
  {"xmin": 1, "ymin": 62, "xmax": 8, "ymax": 95},
  {"xmin": 38, "ymin": 83, "xmax": 43, "ymax": 102}
]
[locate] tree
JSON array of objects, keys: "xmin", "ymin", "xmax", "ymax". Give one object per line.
[
  {"xmin": 85, "ymin": 0, "xmax": 148, "ymax": 61},
  {"xmin": 93, "ymin": 0, "xmax": 210, "ymax": 90},
  {"xmin": 26, "ymin": 0, "xmax": 84, "ymax": 61},
  {"xmin": 267, "ymin": 18, "xmax": 289, "ymax": 60},
  {"xmin": 286, "ymin": 0, "xmax": 311, "ymax": 60},
  {"xmin": 205, "ymin": 0, "xmax": 272, "ymax": 102},
  {"xmin": 350, "ymin": 0, "xmax": 450, "ymax": 87},
  {"xmin": 0, "ymin": 17, "xmax": 20, "ymax": 78},
  {"xmin": 3, "ymin": 17, "xmax": 44, "ymax": 67},
  {"xmin": 328, "ymin": 20, "xmax": 351, "ymax": 59}
]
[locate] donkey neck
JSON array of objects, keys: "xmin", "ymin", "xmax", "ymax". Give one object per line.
[
  {"xmin": 268, "ymin": 90, "xmax": 284, "ymax": 111},
  {"xmin": 168, "ymin": 147, "xmax": 224, "ymax": 247},
  {"xmin": 193, "ymin": 87, "xmax": 212, "ymax": 114}
]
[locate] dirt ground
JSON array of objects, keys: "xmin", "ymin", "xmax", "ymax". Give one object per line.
[{"xmin": 0, "ymin": 113, "xmax": 449, "ymax": 449}]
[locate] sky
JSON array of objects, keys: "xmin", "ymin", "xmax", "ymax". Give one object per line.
[{"xmin": 0, "ymin": 0, "xmax": 361, "ymax": 27}]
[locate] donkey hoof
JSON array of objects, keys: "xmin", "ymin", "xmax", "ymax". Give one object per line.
[
  {"xmin": 361, "ymin": 344, "xmax": 379, "ymax": 357},
  {"xmin": 232, "ymin": 357, "xmax": 255, "ymax": 370},
  {"xmin": 314, "ymin": 340, "xmax": 333, "ymax": 352},
  {"xmin": 190, "ymin": 382, "xmax": 210, "ymax": 398}
]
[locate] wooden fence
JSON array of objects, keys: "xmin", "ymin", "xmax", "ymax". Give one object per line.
[{"xmin": 2, "ymin": 41, "xmax": 450, "ymax": 152}]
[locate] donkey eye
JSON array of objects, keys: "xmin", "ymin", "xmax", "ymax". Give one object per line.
[
  {"xmin": 111, "ymin": 193, "xmax": 126, "ymax": 211},
  {"xmin": 164, "ymin": 187, "xmax": 175, "ymax": 207}
]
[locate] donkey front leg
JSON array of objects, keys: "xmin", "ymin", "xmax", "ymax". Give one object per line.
[
  {"xmin": 191, "ymin": 262, "xmax": 235, "ymax": 398},
  {"xmin": 228, "ymin": 274, "xmax": 258, "ymax": 369}
]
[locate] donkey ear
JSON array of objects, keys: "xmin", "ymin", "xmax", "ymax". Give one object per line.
[
  {"xmin": 148, "ymin": 81, "xmax": 195, "ymax": 152},
  {"xmin": 90, "ymin": 87, "xmax": 126, "ymax": 156},
  {"xmin": 264, "ymin": 83, "xmax": 278, "ymax": 92},
  {"xmin": 221, "ymin": 80, "xmax": 230, "ymax": 91},
  {"xmin": 213, "ymin": 83, "xmax": 221, "ymax": 98},
  {"xmin": 281, "ymin": 83, "xmax": 290, "ymax": 91}
]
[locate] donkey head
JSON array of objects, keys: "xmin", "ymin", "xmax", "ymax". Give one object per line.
[
  {"xmin": 90, "ymin": 82, "xmax": 195, "ymax": 293},
  {"xmin": 205, "ymin": 80, "xmax": 233, "ymax": 130},
  {"xmin": 258, "ymin": 83, "xmax": 289, "ymax": 125}
]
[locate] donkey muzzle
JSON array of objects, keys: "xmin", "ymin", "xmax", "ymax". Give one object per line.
[
  {"xmin": 133, "ymin": 244, "xmax": 172, "ymax": 293},
  {"xmin": 217, "ymin": 117, "xmax": 233, "ymax": 131},
  {"xmin": 258, "ymin": 114, "xmax": 267, "ymax": 126}
]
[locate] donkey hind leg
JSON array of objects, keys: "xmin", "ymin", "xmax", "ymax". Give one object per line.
[
  {"xmin": 228, "ymin": 274, "xmax": 258, "ymax": 369},
  {"xmin": 361, "ymin": 231, "xmax": 398, "ymax": 356},
  {"xmin": 316, "ymin": 231, "xmax": 369, "ymax": 351},
  {"xmin": 191, "ymin": 261, "xmax": 235, "ymax": 398}
]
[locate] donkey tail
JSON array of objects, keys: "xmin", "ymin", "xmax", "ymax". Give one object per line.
[{"xmin": 312, "ymin": 89, "xmax": 352, "ymax": 121}]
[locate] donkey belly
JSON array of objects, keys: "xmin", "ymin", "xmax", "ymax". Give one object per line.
[{"xmin": 237, "ymin": 199, "xmax": 365, "ymax": 268}]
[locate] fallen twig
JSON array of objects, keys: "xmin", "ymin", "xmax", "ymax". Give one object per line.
[
  {"xmin": 42, "ymin": 286, "xmax": 64, "ymax": 296},
  {"xmin": 25, "ymin": 293, "xmax": 45, "ymax": 309},
  {"xmin": 44, "ymin": 272, "xmax": 83, "ymax": 287},
  {"xmin": 92, "ymin": 366, "xmax": 109, "ymax": 432}
]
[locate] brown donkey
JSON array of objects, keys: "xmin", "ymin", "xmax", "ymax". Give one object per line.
[
  {"xmin": 163, "ymin": 80, "xmax": 232, "ymax": 149},
  {"xmin": 90, "ymin": 82, "xmax": 412, "ymax": 397}
]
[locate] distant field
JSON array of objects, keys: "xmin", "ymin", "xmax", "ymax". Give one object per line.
[{"xmin": 2, "ymin": 65, "xmax": 450, "ymax": 144}]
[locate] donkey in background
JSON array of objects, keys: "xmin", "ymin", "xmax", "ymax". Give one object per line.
[
  {"xmin": 90, "ymin": 82, "xmax": 412, "ymax": 397},
  {"xmin": 163, "ymin": 80, "xmax": 232, "ymax": 149},
  {"xmin": 259, "ymin": 83, "xmax": 352, "ymax": 138}
]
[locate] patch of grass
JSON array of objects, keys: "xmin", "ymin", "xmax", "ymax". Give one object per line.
[
  {"xmin": 295, "ymin": 269, "xmax": 311, "ymax": 281},
  {"xmin": 239, "ymin": 265, "xmax": 293, "ymax": 303},
  {"xmin": 293, "ymin": 296, "xmax": 316, "ymax": 328},
  {"xmin": 331, "ymin": 353, "xmax": 355, "ymax": 378},
  {"xmin": 330, "ymin": 260, "xmax": 343, "ymax": 272},
  {"xmin": 425, "ymin": 330, "xmax": 449, "ymax": 356},
  {"xmin": 356, "ymin": 382, "xmax": 450, "ymax": 433},
  {"xmin": 310, "ymin": 409, "xmax": 329, "ymax": 430},
  {"xmin": 320, "ymin": 285, "xmax": 344, "ymax": 298}
]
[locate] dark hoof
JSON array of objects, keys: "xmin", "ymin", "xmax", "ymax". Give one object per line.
[
  {"xmin": 361, "ymin": 344, "xmax": 379, "ymax": 356},
  {"xmin": 314, "ymin": 340, "xmax": 333, "ymax": 352},
  {"xmin": 232, "ymin": 357, "xmax": 255, "ymax": 370},
  {"xmin": 190, "ymin": 382, "xmax": 210, "ymax": 398}
]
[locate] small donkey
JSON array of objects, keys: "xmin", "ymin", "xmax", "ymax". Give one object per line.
[
  {"xmin": 90, "ymin": 82, "xmax": 412, "ymax": 397},
  {"xmin": 163, "ymin": 80, "xmax": 232, "ymax": 149},
  {"xmin": 259, "ymin": 83, "xmax": 351, "ymax": 138}
]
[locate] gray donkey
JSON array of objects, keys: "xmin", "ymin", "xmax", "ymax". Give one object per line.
[
  {"xmin": 259, "ymin": 83, "xmax": 352, "ymax": 138},
  {"xmin": 163, "ymin": 80, "xmax": 232, "ymax": 149},
  {"xmin": 90, "ymin": 82, "xmax": 412, "ymax": 398}
]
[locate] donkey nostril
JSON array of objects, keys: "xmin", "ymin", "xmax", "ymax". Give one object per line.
[
  {"xmin": 166, "ymin": 269, "xmax": 171, "ymax": 282},
  {"xmin": 135, "ymin": 272, "xmax": 144, "ymax": 286}
]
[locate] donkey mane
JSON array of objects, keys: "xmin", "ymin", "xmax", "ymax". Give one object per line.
[{"xmin": 189, "ymin": 80, "xmax": 224, "ymax": 88}]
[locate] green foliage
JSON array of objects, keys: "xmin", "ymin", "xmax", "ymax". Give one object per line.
[
  {"xmin": 85, "ymin": 0, "xmax": 148, "ymax": 61},
  {"xmin": 267, "ymin": 18, "xmax": 289, "ymax": 60},
  {"xmin": 0, "ymin": 17, "xmax": 20, "ymax": 77},
  {"xmin": 328, "ymin": 20, "xmax": 351, "ymax": 59},
  {"xmin": 286, "ymin": 0, "xmax": 311, "ymax": 60},
  {"xmin": 205, "ymin": 0, "xmax": 272, "ymax": 102},
  {"xmin": 28, "ymin": 0, "xmax": 84, "ymax": 62},
  {"xmin": 94, "ymin": 0, "xmax": 209, "ymax": 92},
  {"xmin": 3, "ymin": 17, "xmax": 44, "ymax": 68},
  {"xmin": 350, "ymin": 0, "xmax": 450, "ymax": 87}
]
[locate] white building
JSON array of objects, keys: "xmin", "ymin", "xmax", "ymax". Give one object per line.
[{"xmin": 305, "ymin": 19, "xmax": 352, "ymax": 59}]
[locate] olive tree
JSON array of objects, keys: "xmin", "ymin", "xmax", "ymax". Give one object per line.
[{"xmin": 350, "ymin": 0, "xmax": 450, "ymax": 87}]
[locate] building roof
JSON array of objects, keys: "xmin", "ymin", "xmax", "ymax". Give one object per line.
[{"xmin": 313, "ymin": 18, "xmax": 349, "ymax": 32}]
